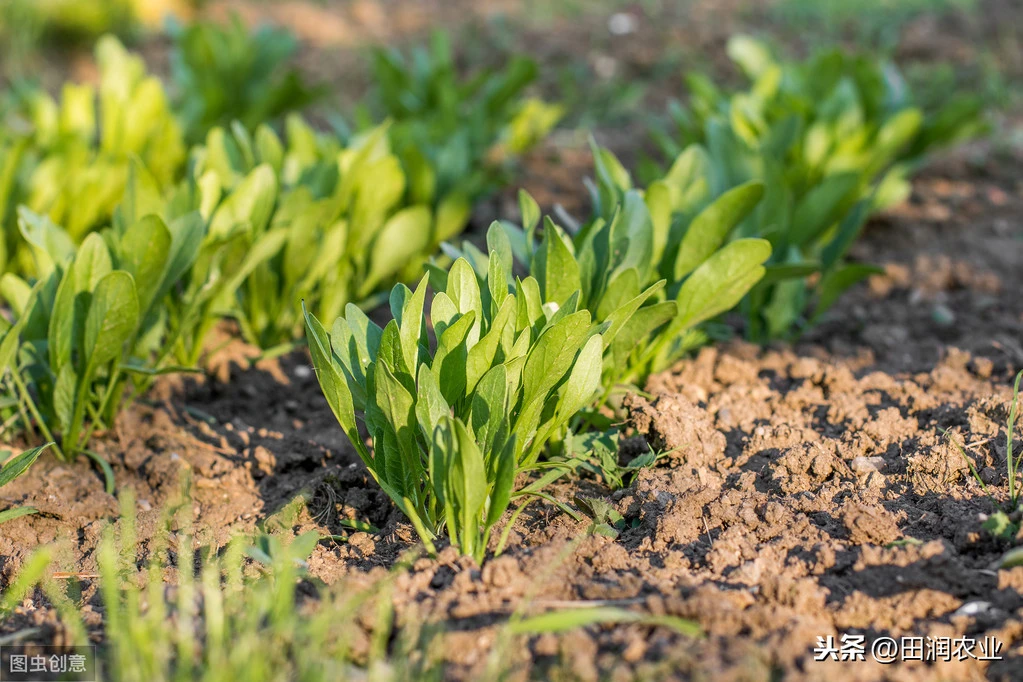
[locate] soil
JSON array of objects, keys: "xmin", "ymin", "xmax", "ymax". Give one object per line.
[{"xmin": 3, "ymin": 0, "xmax": 1023, "ymax": 680}]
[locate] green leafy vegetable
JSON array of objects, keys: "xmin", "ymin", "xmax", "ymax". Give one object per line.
[
  {"xmin": 188, "ymin": 117, "xmax": 477, "ymax": 351},
  {"xmin": 652, "ymin": 35, "xmax": 986, "ymax": 340},
  {"xmin": 365, "ymin": 31, "xmax": 562, "ymax": 203},
  {"xmin": 305, "ymin": 249, "xmax": 612, "ymax": 560},
  {"xmin": 1, "ymin": 36, "xmax": 185, "ymax": 275},
  {"xmin": 1, "ymin": 204, "xmax": 202, "ymax": 461},
  {"xmin": 168, "ymin": 14, "xmax": 323, "ymax": 144},
  {"xmin": 445, "ymin": 142, "xmax": 772, "ymax": 400}
]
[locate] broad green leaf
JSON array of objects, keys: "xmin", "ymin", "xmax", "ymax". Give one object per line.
[
  {"xmin": 519, "ymin": 189, "xmax": 541, "ymax": 236},
  {"xmin": 208, "ymin": 164, "xmax": 278, "ymax": 239},
  {"xmin": 676, "ymin": 238, "xmax": 771, "ymax": 329},
  {"xmin": 557, "ymin": 334, "xmax": 603, "ymax": 417},
  {"xmin": 674, "ymin": 181, "xmax": 764, "ymax": 280},
  {"xmin": 445, "ymin": 258, "xmax": 484, "ymax": 345},
  {"xmin": 465, "ymin": 297, "xmax": 515, "ymax": 395},
  {"xmin": 398, "ymin": 276, "xmax": 428, "ymax": 375},
  {"xmin": 610, "ymin": 300, "xmax": 677, "ymax": 369},
  {"xmin": 415, "ymin": 364, "xmax": 450, "ymax": 443},
  {"xmin": 521, "ymin": 310, "xmax": 591, "ymax": 405},
  {"xmin": 486, "ymin": 437, "xmax": 517, "ymax": 526},
  {"xmin": 434, "ymin": 192, "xmax": 471, "ymax": 244},
  {"xmin": 535, "ymin": 218, "xmax": 581, "ymax": 308},
  {"xmin": 471, "ymin": 364, "xmax": 509, "ymax": 450},
  {"xmin": 598, "ymin": 280, "xmax": 666, "ymax": 351},
  {"xmin": 53, "ymin": 364, "xmax": 76, "ymax": 432},
  {"xmin": 84, "ymin": 271, "xmax": 139, "ymax": 374},
  {"xmin": 304, "ymin": 304, "xmax": 370, "ymax": 463},
  {"xmin": 364, "ymin": 206, "xmax": 432, "ymax": 295},
  {"xmin": 117, "ymin": 215, "xmax": 171, "ymax": 317},
  {"xmin": 433, "ymin": 311, "xmax": 476, "ymax": 404},
  {"xmin": 18, "ymin": 207, "xmax": 75, "ymax": 277},
  {"xmin": 645, "ymin": 180, "xmax": 672, "ymax": 265}
]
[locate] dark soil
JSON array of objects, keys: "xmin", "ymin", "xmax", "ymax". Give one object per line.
[{"xmin": 3, "ymin": 0, "xmax": 1023, "ymax": 680}]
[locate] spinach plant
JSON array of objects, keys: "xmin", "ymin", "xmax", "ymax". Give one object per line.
[
  {"xmin": 193, "ymin": 117, "xmax": 475, "ymax": 352},
  {"xmin": 652, "ymin": 35, "xmax": 986, "ymax": 340},
  {"xmin": 0, "ymin": 205, "xmax": 202, "ymax": 469},
  {"xmin": 1, "ymin": 36, "xmax": 185, "ymax": 275},
  {"xmin": 168, "ymin": 15, "xmax": 323, "ymax": 144},
  {"xmin": 445, "ymin": 143, "xmax": 772, "ymax": 401},
  {"xmin": 304, "ymin": 244, "xmax": 650, "ymax": 560},
  {"xmin": 366, "ymin": 31, "xmax": 562, "ymax": 203}
]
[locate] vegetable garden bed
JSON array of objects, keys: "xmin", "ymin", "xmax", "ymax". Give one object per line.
[{"xmin": 1, "ymin": 1, "xmax": 1022, "ymax": 680}]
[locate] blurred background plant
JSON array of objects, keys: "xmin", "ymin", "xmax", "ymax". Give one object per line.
[
  {"xmin": 0, "ymin": 36, "xmax": 185, "ymax": 276},
  {"xmin": 168, "ymin": 14, "xmax": 325, "ymax": 144},
  {"xmin": 357, "ymin": 31, "xmax": 563, "ymax": 205},
  {"xmin": 647, "ymin": 35, "xmax": 987, "ymax": 341},
  {"xmin": 769, "ymin": 0, "xmax": 977, "ymax": 50}
]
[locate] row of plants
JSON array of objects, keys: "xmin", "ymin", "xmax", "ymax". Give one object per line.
[
  {"xmin": 302, "ymin": 36, "xmax": 986, "ymax": 559},
  {"xmin": 0, "ymin": 23, "xmax": 561, "ymax": 472},
  {"xmin": 649, "ymin": 34, "xmax": 986, "ymax": 340},
  {"xmin": 0, "ymin": 29, "xmax": 985, "ymax": 560}
]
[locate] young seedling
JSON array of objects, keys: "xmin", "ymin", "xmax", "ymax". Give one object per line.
[
  {"xmin": 563, "ymin": 429, "xmax": 666, "ymax": 492},
  {"xmin": 445, "ymin": 144, "xmax": 772, "ymax": 402},
  {"xmin": 1, "ymin": 206, "xmax": 204, "ymax": 476},
  {"xmin": 946, "ymin": 370, "xmax": 1023, "ymax": 540},
  {"xmin": 651, "ymin": 35, "xmax": 986, "ymax": 341},
  {"xmin": 305, "ymin": 241, "xmax": 655, "ymax": 561}
]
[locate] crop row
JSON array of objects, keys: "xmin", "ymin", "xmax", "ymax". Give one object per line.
[{"xmin": 0, "ymin": 27, "xmax": 984, "ymax": 553}]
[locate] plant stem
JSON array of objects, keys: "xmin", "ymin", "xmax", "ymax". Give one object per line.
[
  {"xmin": 8, "ymin": 369, "xmax": 57, "ymax": 455},
  {"xmin": 1008, "ymin": 370, "xmax": 1022, "ymax": 507}
]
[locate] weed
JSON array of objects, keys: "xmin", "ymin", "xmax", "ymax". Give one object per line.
[
  {"xmin": 0, "ymin": 442, "xmax": 51, "ymax": 523},
  {"xmin": 946, "ymin": 369, "xmax": 1023, "ymax": 540}
]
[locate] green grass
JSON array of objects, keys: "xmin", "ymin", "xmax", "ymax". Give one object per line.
[
  {"xmin": 946, "ymin": 369, "xmax": 1023, "ymax": 541},
  {"xmin": 0, "ymin": 486, "xmax": 699, "ymax": 680}
]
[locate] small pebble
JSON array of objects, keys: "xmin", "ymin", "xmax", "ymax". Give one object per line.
[
  {"xmin": 608, "ymin": 12, "xmax": 637, "ymax": 35},
  {"xmin": 851, "ymin": 456, "xmax": 886, "ymax": 473},
  {"xmin": 954, "ymin": 601, "xmax": 991, "ymax": 617},
  {"xmin": 932, "ymin": 303, "xmax": 956, "ymax": 326}
]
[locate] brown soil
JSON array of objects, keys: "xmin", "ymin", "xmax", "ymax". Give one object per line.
[{"xmin": 3, "ymin": 1, "xmax": 1023, "ymax": 680}]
